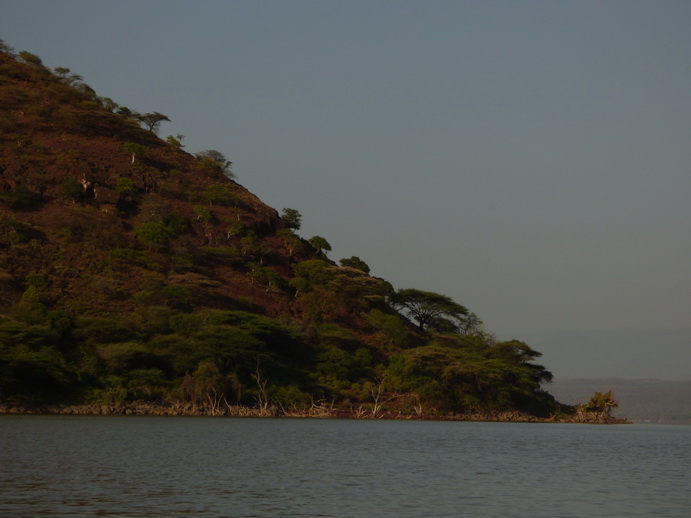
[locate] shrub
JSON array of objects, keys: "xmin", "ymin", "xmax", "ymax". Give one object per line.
[{"xmin": 134, "ymin": 221, "xmax": 171, "ymax": 246}]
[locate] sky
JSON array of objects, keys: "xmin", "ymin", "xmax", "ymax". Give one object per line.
[{"xmin": 3, "ymin": 1, "xmax": 691, "ymax": 379}]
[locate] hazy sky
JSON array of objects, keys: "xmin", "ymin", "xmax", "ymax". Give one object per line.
[{"xmin": 3, "ymin": 1, "xmax": 691, "ymax": 378}]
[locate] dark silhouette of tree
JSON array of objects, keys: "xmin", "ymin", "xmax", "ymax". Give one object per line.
[
  {"xmin": 137, "ymin": 112, "xmax": 170, "ymax": 134},
  {"xmin": 53, "ymin": 67, "xmax": 83, "ymax": 85},
  {"xmin": 0, "ymin": 39, "xmax": 16, "ymax": 56},
  {"xmin": 390, "ymin": 288, "xmax": 468, "ymax": 332},
  {"xmin": 116, "ymin": 106, "xmax": 140, "ymax": 121}
]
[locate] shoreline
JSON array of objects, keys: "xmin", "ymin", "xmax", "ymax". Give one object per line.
[{"xmin": 0, "ymin": 401, "xmax": 629, "ymax": 424}]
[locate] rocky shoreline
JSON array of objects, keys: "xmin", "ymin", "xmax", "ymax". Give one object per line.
[{"xmin": 0, "ymin": 401, "xmax": 629, "ymax": 424}]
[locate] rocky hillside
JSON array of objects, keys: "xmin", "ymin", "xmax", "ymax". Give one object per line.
[{"xmin": 0, "ymin": 45, "xmax": 574, "ymax": 419}]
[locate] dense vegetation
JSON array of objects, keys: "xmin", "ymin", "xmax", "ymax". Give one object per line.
[{"xmin": 0, "ymin": 43, "xmax": 563, "ymax": 418}]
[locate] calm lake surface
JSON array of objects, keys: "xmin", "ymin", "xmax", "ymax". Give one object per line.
[{"xmin": 1, "ymin": 416, "xmax": 689, "ymax": 517}]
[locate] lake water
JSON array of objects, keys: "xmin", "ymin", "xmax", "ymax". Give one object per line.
[{"xmin": 1, "ymin": 416, "xmax": 689, "ymax": 517}]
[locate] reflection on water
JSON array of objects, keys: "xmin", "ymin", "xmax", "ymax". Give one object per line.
[{"xmin": 1, "ymin": 416, "xmax": 690, "ymax": 517}]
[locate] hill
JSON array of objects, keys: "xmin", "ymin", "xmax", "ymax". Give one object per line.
[{"xmin": 0, "ymin": 44, "xmax": 593, "ymax": 420}]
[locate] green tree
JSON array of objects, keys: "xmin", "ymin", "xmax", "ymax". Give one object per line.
[
  {"xmin": 194, "ymin": 205, "xmax": 213, "ymax": 221},
  {"xmin": 52, "ymin": 67, "xmax": 83, "ymax": 85},
  {"xmin": 195, "ymin": 150, "xmax": 234, "ymax": 179},
  {"xmin": 123, "ymin": 142, "xmax": 145, "ymax": 164},
  {"xmin": 586, "ymin": 390, "xmax": 619, "ymax": 417},
  {"xmin": 134, "ymin": 221, "xmax": 171, "ymax": 246},
  {"xmin": 390, "ymin": 288, "xmax": 468, "ymax": 332},
  {"xmin": 115, "ymin": 177, "xmax": 137, "ymax": 197},
  {"xmin": 339, "ymin": 256, "xmax": 370, "ymax": 274},
  {"xmin": 309, "ymin": 236, "xmax": 331, "ymax": 256},
  {"xmin": 248, "ymin": 264, "xmax": 285, "ymax": 293},
  {"xmin": 98, "ymin": 97, "xmax": 119, "ymax": 112},
  {"xmin": 281, "ymin": 208, "xmax": 302, "ymax": 230},
  {"xmin": 277, "ymin": 229, "xmax": 304, "ymax": 257},
  {"xmin": 136, "ymin": 112, "xmax": 170, "ymax": 134},
  {"xmin": 60, "ymin": 178, "xmax": 84, "ymax": 203},
  {"xmin": 18, "ymin": 50, "xmax": 43, "ymax": 67},
  {"xmin": 365, "ymin": 309, "xmax": 411, "ymax": 349},
  {"xmin": 166, "ymin": 134, "xmax": 185, "ymax": 149},
  {"xmin": 292, "ymin": 259, "xmax": 331, "ymax": 286},
  {"xmin": 204, "ymin": 184, "xmax": 238, "ymax": 206},
  {"xmin": 116, "ymin": 106, "xmax": 140, "ymax": 121}
]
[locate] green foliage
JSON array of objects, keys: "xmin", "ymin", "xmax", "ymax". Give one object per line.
[
  {"xmin": 166, "ymin": 134, "xmax": 185, "ymax": 149},
  {"xmin": 60, "ymin": 178, "xmax": 85, "ymax": 202},
  {"xmin": 586, "ymin": 390, "xmax": 619, "ymax": 414},
  {"xmin": 126, "ymin": 368, "xmax": 168, "ymax": 400},
  {"xmin": 288, "ymin": 277, "xmax": 310, "ymax": 295},
  {"xmin": 136, "ymin": 112, "xmax": 170, "ymax": 134},
  {"xmin": 73, "ymin": 316, "xmax": 139, "ymax": 346},
  {"xmin": 238, "ymin": 232, "xmax": 268, "ymax": 260},
  {"xmin": 390, "ymin": 288, "xmax": 468, "ymax": 332},
  {"xmin": 281, "ymin": 208, "xmax": 302, "ymax": 230},
  {"xmin": 204, "ymin": 184, "xmax": 238, "ymax": 206},
  {"xmin": 116, "ymin": 106, "xmax": 139, "ymax": 121},
  {"xmin": 292, "ymin": 259, "xmax": 331, "ymax": 286},
  {"xmin": 315, "ymin": 346, "xmax": 352, "ymax": 389},
  {"xmin": 324, "ymin": 266, "xmax": 389, "ymax": 309},
  {"xmin": 195, "ymin": 150, "xmax": 234, "ymax": 179},
  {"xmin": 95, "ymin": 341, "xmax": 152, "ymax": 375},
  {"xmin": 268, "ymin": 384, "xmax": 311, "ymax": 408},
  {"xmin": 15, "ymin": 285, "xmax": 47, "ymax": 322},
  {"xmin": 0, "ymin": 46, "xmax": 564, "ymax": 416},
  {"xmin": 388, "ymin": 336, "xmax": 554, "ymax": 414},
  {"xmin": 225, "ymin": 221, "xmax": 247, "ymax": 238},
  {"xmin": 17, "ymin": 51, "xmax": 43, "ymax": 67},
  {"xmin": 134, "ymin": 221, "xmax": 171, "ymax": 246},
  {"xmin": 98, "ymin": 97, "xmax": 118, "ymax": 112},
  {"xmin": 0, "ymin": 316, "xmax": 78, "ymax": 402},
  {"xmin": 114, "ymin": 177, "xmax": 137, "ymax": 197},
  {"xmin": 339, "ymin": 256, "xmax": 370, "ymax": 274},
  {"xmin": 248, "ymin": 264, "xmax": 286, "ymax": 293},
  {"xmin": 160, "ymin": 284, "xmax": 192, "ymax": 310},
  {"xmin": 0, "ymin": 218, "xmax": 44, "ymax": 245},
  {"xmin": 277, "ymin": 229, "xmax": 304, "ymax": 257},
  {"xmin": 366, "ymin": 309, "xmax": 411, "ymax": 349},
  {"xmin": 25, "ymin": 273, "xmax": 50, "ymax": 292},
  {"xmin": 194, "ymin": 204, "xmax": 212, "ymax": 221},
  {"xmin": 165, "ymin": 213, "xmax": 190, "ymax": 236},
  {"xmin": 308, "ymin": 235, "xmax": 331, "ymax": 256},
  {"xmin": 123, "ymin": 142, "xmax": 145, "ymax": 163}
]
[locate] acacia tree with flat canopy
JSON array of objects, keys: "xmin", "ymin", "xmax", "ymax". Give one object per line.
[
  {"xmin": 308, "ymin": 236, "xmax": 331, "ymax": 257},
  {"xmin": 390, "ymin": 288, "xmax": 469, "ymax": 333},
  {"xmin": 137, "ymin": 112, "xmax": 170, "ymax": 134}
]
